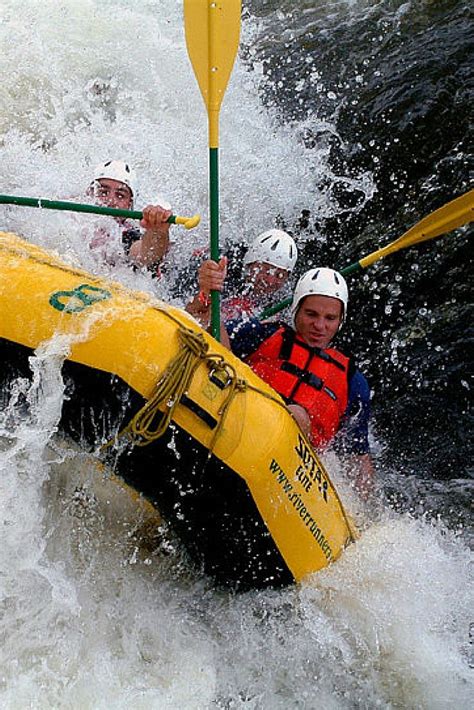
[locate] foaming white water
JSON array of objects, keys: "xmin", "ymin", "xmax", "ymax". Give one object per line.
[
  {"xmin": 1, "ymin": 0, "xmax": 329, "ymax": 274},
  {"xmin": 1, "ymin": 336, "xmax": 472, "ymax": 706},
  {"xmin": 2, "ymin": 377, "xmax": 472, "ymax": 707},
  {"xmin": 302, "ymin": 518, "xmax": 472, "ymax": 707},
  {"xmin": 1, "ymin": 1, "xmax": 472, "ymax": 707},
  {"xmin": 1, "ymin": 344, "xmax": 217, "ymax": 708}
]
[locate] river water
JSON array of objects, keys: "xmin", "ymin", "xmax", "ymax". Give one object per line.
[{"xmin": 1, "ymin": 0, "xmax": 472, "ymax": 707}]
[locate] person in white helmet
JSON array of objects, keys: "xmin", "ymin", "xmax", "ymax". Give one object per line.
[
  {"xmin": 224, "ymin": 267, "xmax": 374, "ymax": 497},
  {"xmin": 86, "ymin": 159, "xmax": 172, "ymax": 273},
  {"xmin": 186, "ymin": 229, "xmax": 297, "ymax": 323}
]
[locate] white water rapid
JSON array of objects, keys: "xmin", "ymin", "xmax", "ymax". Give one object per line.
[{"xmin": 1, "ymin": 1, "xmax": 472, "ymax": 707}]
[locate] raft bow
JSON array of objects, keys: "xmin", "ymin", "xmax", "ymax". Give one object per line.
[{"xmin": 0, "ymin": 232, "xmax": 355, "ymax": 589}]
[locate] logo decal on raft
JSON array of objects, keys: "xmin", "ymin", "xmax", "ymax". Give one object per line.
[
  {"xmin": 49, "ymin": 284, "xmax": 112, "ymax": 313},
  {"xmin": 269, "ymin": 457, "xmax": 333, "ymax": 562},
  {"xmin": 294, "ymin": 434, "xmax": 329, "ymax": 502}
]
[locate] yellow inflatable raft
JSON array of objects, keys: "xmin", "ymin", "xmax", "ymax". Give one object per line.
[{"xmin": 0, "ymin": 231, "xmax": 355, "ymax": 589}]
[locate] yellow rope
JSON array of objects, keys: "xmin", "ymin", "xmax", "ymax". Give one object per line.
[
  {"xmin": 102, "ymin": 316, "xmax": 293, "ymax": 460},
  {"xmin": 126, "ymin": 327, "xmax": 209, "ymax": 445},
  {"xmin": 118, "ymin": 327, "xmax": 274, "ymax": 451}
]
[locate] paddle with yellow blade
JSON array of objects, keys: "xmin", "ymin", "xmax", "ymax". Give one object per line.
[
  {"xmin": 259, "ymin": 189, "xmax": 474, "ymax": 320},
  {"xmin": 184, "ymin": 0, "xmax": 241, "ymax": 340},
  {"xmin": 0, "ymin": 194, "xmax": 201, "ymax": 230}
]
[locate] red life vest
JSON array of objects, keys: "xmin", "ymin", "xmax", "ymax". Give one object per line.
[{"xmin": 246, "ymin": 326, "xmax": 351, "ymax": 448}]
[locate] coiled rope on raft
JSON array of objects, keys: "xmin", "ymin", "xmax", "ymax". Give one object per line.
[{"xmin": 112, "ymin": 326, "xmax": 252, "ymax": 452}]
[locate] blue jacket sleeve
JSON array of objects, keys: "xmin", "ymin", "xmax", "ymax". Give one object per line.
[
  {"xmin": 227, "ymin": 318, "xmax": 279, "ymax": 360},
  {"xmin": 339, "ymin": 370, "xmax": 371, "ymax": 455}
]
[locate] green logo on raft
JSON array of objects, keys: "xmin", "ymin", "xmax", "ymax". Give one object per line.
[{"xmin": 49, "ymin": 284, "xmax": 112, "ymax": 313}]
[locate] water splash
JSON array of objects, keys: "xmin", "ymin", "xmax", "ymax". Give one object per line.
[{"xmin": 1, "ymin": 1, "xmax": 472, "ymax": 706}]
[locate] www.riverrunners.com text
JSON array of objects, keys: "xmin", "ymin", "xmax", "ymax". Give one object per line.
[{"xmin": 269, "ymin": 456, "xmax": 333, "ymax": 561}]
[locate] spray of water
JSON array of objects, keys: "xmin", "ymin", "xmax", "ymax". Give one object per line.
[{"xmin": 1, "ymin": 1, "xmax": 472, "ymax": 706}]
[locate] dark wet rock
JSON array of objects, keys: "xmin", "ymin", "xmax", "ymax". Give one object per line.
[{"xmin": 247, "ymin": 0, "xmax": 473, "ymax": 478}]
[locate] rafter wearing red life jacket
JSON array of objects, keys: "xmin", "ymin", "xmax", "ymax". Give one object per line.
[{"xmin": 246, "ymin": 325, "xmax": 352, "ymax": 449}]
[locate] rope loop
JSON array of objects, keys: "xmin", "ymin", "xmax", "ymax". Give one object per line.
[
  {"xmin": 180, "ymin": 327, "xmax": 209, "ymax": 358},
  {"xmin": 125, "ymin": 327, "xmax": 209, "ymax": 446},
  {"xmin": 101, "ymin": 321, "xmax": 283, "ymax": 456}
]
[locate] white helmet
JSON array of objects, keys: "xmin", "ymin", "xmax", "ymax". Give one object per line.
[
  {"xmin": 291, "ymin": 267, "xmax": 348, "ymax": 329},
  {"xmin": 92, "ymin": 160, "xmax": 138, "ymax": 198},
  {"xmin": 243, "ymin": 229, "xmax": 298, "ymax": 272}
]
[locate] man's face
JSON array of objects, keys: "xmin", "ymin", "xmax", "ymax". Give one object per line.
[
  {"xmin": 94, "ymin": 178, "xmax": 133, "ymax": 210},
  {"xmin": 294, "ymin": 294, "xmax": 343, "ymax": 349},
  {"xmin": 247, "ymin": 261, "xmax": 290, "ymax": 297}
]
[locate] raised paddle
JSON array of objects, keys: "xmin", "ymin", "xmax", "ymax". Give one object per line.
[
  {"xmin": 259, "ymin": 188, "xmax": 474, "ymax": 320},
  {"xmin": 184, "ymin": 0, "xmax": 241, "ymax": 340},
  {"xmin": 0, "ymin": 194, "xmax": 201, "ymax": 230}
]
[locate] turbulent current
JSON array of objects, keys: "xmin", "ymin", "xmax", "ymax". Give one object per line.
[{"xmin": 1, "ymin": 1, "xmax": 472, "ymax": 707}]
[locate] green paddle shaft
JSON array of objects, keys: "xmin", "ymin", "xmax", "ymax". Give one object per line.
[
  {"xmin": 209, "ymin": 148, "xmax": 220, "ymax": 339},
  {"xmin": 0, "ymin": 194, "xmax": 200, "ymax": 228},
  {"xmin": 259, "ymin": 297, "xmax": 292, "ymax": 320},
  {"xmin": 338, "ymin": 261, "xmax": 361, "ymax": 276}
]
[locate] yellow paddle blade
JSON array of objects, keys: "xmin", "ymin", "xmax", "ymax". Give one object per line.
[
  {"xmin": 184, "ymin": 0, "xmax": 241, "ymax": 146},
  {"xmin": 174, "ymin": 213, "xmax": 201, "ymax": 230},
  {"xmin": 360, "ymin": 189, "xmax": 474, "ymax": 268}
]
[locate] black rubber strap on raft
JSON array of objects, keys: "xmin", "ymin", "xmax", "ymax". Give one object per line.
[{"xmin": 180, "ymin": 395, "xmax": 218, "ymax": 429}]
